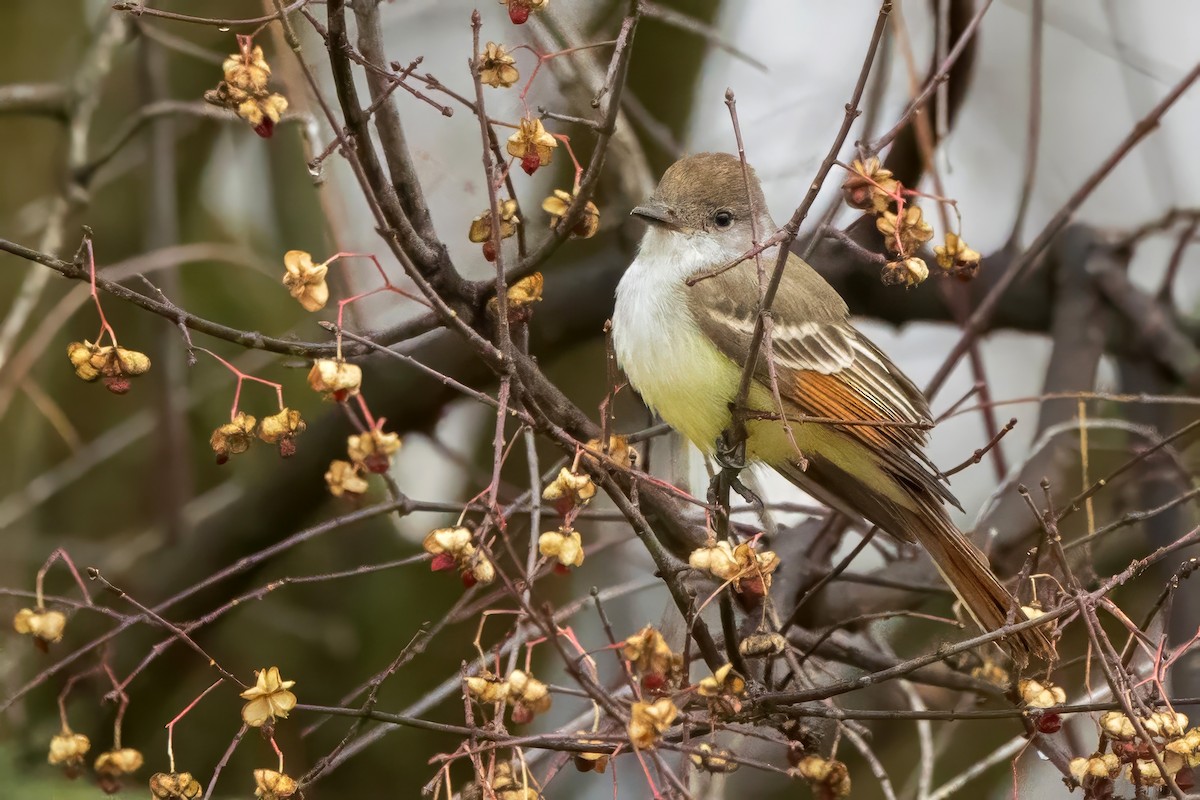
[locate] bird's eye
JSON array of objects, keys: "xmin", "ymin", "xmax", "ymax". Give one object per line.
[{"xmin": 713, "ymin": 209, "xmax": 734, "ymax": 229}]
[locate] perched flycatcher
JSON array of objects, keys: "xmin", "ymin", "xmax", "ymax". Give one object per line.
[{"xmin": 612, "ymin": 152, "xmax": 1050, "ymax": 664}]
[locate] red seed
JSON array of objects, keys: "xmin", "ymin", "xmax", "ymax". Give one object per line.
[
  {"xmin": 554, "ymin": 563, "xmax": 570, "ymax": 575},
  {"xmin": 254, "ymin": 118, "xmax": 275, "ymax": 138},
  {"xmin": 1177, "ymin": 768, "xmax": 1195, "ymax": 792},
  {"xmin": 104, "ymin": 376, "xmax": 130, "ymax": 395},
  {"xmin": 430, "ymin": 553, "xmax": 456, "ymax": 572},
  {"xmin": 461, "ymin": 570, "xmax": 478, "ymax": 588},
  {"xmin": 508, "ymin": 1, "xmax": 530, "ymax": 24},
  {"xmin": 520, "ymin": 150, "xmax": 541, "ymax": 175},
  {"xmin": 365, "ymin": 453, "xmax": 390, "ymax": 474},
  {"xmin": 641, "ymin": 672, "xmax": 665, "ymax": 692},
  {"xmin": 482, "ymin": 240, "xmax": 497, "ymax": 262},
  {"xmin": 1036, "ymin": 712, "xmax": 1062, "ymax": 734}
]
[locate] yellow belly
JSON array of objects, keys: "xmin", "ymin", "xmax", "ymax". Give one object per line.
[
  {"xmin": 621, "ymin": 325, "xmax": 807, "ymax": 463},
  {"xmin": 619, "ymin": 324, "xmax": 903, "ymax": 505}
]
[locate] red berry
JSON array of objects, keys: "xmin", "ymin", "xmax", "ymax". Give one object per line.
[
  {"xmin": 461, "ymin": 570, "xmax": 478, "ymax": 588},
  {"xmin": 254, "ymin": 118, "xmax": 275, "ymax": 138},
  {"xmin": 520, "ymin": 149, "xmax": 540, "ymax": 175},
  {"xmin": 1177, "ymin": 768, "xmax": 1195, "ymax": 792},
  {"xmin": 103, "ymin": 376, "xmax": 130, "ymax": 395},
  {"xmin": 215, "ymin": 452, "xmax": 230, "ymax": 466},
  {"xmin": 482, "ymin": 240, "xmax": 497, "ymax": 262},
  {"xmin": 365, "ymin": 453, "xmax": 390, "ymax": 474},
  {"xmin": 738, "ymin": 576, "xmax": 767, "ymax": 600},
  {"xmin": 641, "ymin": 672, "xmax": 665, "ymax": 692},
  {"xmin": 1036, "ymin": 712, "xmax": 1061, "ymax": 734},
  {"xmin": 430, "ymin": 553, "xmax": 456, "ymax": 572},
  {"xmin": 508, "ymin": 1, "xmax": 530, "ymax": 24}
]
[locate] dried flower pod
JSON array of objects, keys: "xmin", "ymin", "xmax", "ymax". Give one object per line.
[
  {"xmin": 842, "ymin": 157, "xmax": 899, "ymax": 212},
  {"xmin": 582, "ymin": 435, "xmax": 638, "ymax": 470},
  {"xmin": 94, "ymin": 747, "xmax": 143, "ymax": 776},
  {"xmin": 739, "ymin": 631, "xmax": 787, "ymax": 658},
  {"xmin": 689, "ymin": 541, "xmax": 740, "ymax": 581},
  {"xmin": 488, "ymin": 272, "xmax": 544, "ymax": 321},
  {"xmin": 538, "ymin": 527, "xmax": 585, "ymax": 569},
  {"xmin": 489, "ymin": 761, "xmax": 542, "ymax": 800},
  {"xmin": 542, "ymin": 467, "xmax": 596, "ymax": 507},
  {"xmin": 253, "ymin": 768, "xmax": 298, "ymax": 799},
  {"xmin": 572, "ymin": 737, "xmax": 610, "ymax": 773},
  {"xmin": 149, "ymin": 772, "xmax": 203, "ymax": 799},
  {"xmin": 48, "ymin": 729, "xmax": 90, "ymax": 776},
  {"xmin": 258, "ymin": 408, "xmax": 306, "ymax": 457},
  {"xmin": 325, "ymin": 459, "xmax": 369, "ymax": 498},
  {"xmin": 969, "ymin": 660, "xmax": 1010, "ymax": 687},
  {"xmin": 1143, "ymin": 710, "xmax": 1190, "ymax": 738},
  {"xmin": 222, "ymin": 44, "xmax": 271, "ymax": 94},
  {"xmin": 210, "ymin": 412, "xmax": 257, "ymax": 465},
  {"xmin": 67, "ymin": 340, "xmax": 151, "ymax": 388},
  {"xmin": 308, "ymin": 359, "xmax": 362, "ymax": 401},
  {"xmin": 463, "ymin": 552, "xmax": 495, "ymax": 587},
  {"xmin": 1167, "ymin": 728, "xmax": 1200, "ymax": 768},
  {"xmin": 1018, "ymin": 678, "xmax": 1065, "ymax": 709},
  {"xmin": 628, "ymin": 697, "xmax": 678, "ymax": 749},
  {"xmin": 67, "ymin": 341, "xmax": 102, "ymax": 381},
  {"xmin": 282, "ymin": 250, "xmax": 330, "ymax": 312},
  {"xmin": 478, "ymin": 42, "xmax": 519, "ymax": 88},
  {"xmin": 506, "ymin": 272, "xmax": 544, "ymax": 306},
  {"xmin": 542, "ymin": 189, "xmax": 600, "ymax": 239},
  {"xmin": 623, "ymin": 626, "xmax": 682, "ymax": 687},
  {"xmin": 95, "ymin": 747, "xmax": 144, "ymax": 793},
  {"xmin": 795, "ymin": 756, "xmax": 851, "ymax": 798},
  {"xmin": 697, "ymin": 663, "xmax": 746, "ymax": 698},
  {"xmin": 882, "ymin": 256, "xmax": 929, "ymax": 288},
  {"xmin": 876, "ymin": 204, "xmax": 934, "ymax": 255},
  {"xmin": 1100, "ymin": 711, "xmax": 1137, "ymax": 741},
  {"xmin": 1070, "ymin": 753, "xmax": 1121, "ymax": 780},
  {"xmin": 468, "ymin": 199, "xmax": 521, "ymax": 248},
  {"xmin": 14, "ymin": 607, "xmax": 67, "ymax": 644},
  {"xmin": 240, "ymin": 666, "xmax": 297, "ymax": 728},
  {"xmin": 507, "ymin": 117, "xmax": 557, "ymax": 175},
  {"xmin": 508, "ymin": 669, "xmax": 552, "ymax": 722},
  {"xmin": 114, "ymin": 347, "xmax": 151, "ymax": 376},
  {"xmin": 933, "ymin": 232, "xmax": 982, "ymax": 276},
  {"xmin": 1129, "ymin": 752, "xmax": 1186, "ymax": 787},
  {"xmin": 423, "ymin": 526, "xmax": 474, "ymax": 557},
  {"xmin": 347, "ymin": 428, "xmax": 402, "ymax": 474},
  {"xmin": 732, "ymin": 542, "xmax": 779, "ymax": 598},
  {"xmin": 690, "ymin": 742, "xmax": 739, "ymax": 773},
  {"xmin": 466, "ymin": 673, "xmax": 511, "ymax": 704},
  {"xmin": 205, "ymin": 42, "xmax": 288, "ymax": 137}
]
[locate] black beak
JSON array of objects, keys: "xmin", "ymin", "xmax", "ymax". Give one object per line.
[{"xmin": 630, "ymin": 202, "xmax": 682, "ymax": 230}]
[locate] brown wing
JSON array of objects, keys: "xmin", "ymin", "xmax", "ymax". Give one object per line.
[{"xmin": 686, "ymin": 252, "xmax": 960, "ymax": 510}]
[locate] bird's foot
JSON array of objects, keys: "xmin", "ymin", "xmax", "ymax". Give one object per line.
[{"xmin": 708, "ymin": 435, "xmax": 763, "ymax": 511}]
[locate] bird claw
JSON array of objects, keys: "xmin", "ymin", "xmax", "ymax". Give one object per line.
[{"xmin": 708, "ymin": 435, "xmax": 763, "ymax": 511}]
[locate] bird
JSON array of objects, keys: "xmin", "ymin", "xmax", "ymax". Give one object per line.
[{"xmin": 611, "ymin": 152, "xmax": 1051, "ymax": 665}]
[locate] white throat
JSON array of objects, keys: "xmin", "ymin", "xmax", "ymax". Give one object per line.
[{"xmin": 611, "ymin": 227, "xmax": 759, "ymax": 452}]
